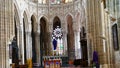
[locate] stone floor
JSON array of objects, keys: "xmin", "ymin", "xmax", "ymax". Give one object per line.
[
  {"xmin": 32, "ymin": 64, "xmax": 89, "ymax": 68},
  {"xmin": 33, "ymin": 66, "xmax": 89, "ymax": 68}
]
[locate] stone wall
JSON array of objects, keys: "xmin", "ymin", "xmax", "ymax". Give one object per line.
[{"xmin": 0, "ymin": 0, "xmax": 14, "ymax": 68}]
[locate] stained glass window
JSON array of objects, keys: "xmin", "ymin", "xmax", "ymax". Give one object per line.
[{"xmin": 52, "ymin": 26, "xmax": 63, "ymax": 55}]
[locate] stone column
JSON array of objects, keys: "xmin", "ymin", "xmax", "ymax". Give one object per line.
[
  {"xmin": 61, "ymin": 22, "xmax": 68, "ymax": 56},
  {"xmin": 73, "ymin": 19, "xmax": 81, "ymax": 59},
  {"xmin": 46, "ymin": 32, "xmax": 53, "ymax": 56},
  {"xmin": 20, "ymin": 16, "xmax": 25, "ymax": 64},
  {"xmin": 74, "ymin": 31, "xmax": 81, "ymax": 59},
  {"xmin": 62, "ymin": 31, "xmax": 68, "ymax": 56},
  {"xmin": 48, "ymin": 23, "xmax": 53, "ymax": 56},
  {"xmin": 26, "ymin": 20, "xmax": 32, "ymax": 68},
  {"xmin": 26, "ymin": 31, "xmax": 29, "ymax": 60},
  {"xmin": 26, "ymin": 31, "xmax": 31, "ymax": 58},
  {"xmin": 86, "ymin": 0, "xmax": 112, "ymax": 67},
  {"xmin": 87, "ymin": 0, "xmax": 95, "ymax": 65},
  {"xmin": 28, "ymin": 30, "xmax": 32, "ymax": 59},
  {"xmin": 17, "ymin": 24, "xmax": 22, "ymax": 65},
  {"xmin": 26, "ymin": 31, "xmax": 32, "ymax": 68},
  {"xmin": 17, "ymin": 25, "xmax": 24, "ymax": 65},
  {"xmin": 35, "ymin": 31, "xmax": 40, "ymax": 65},
  {"xmin": 28, "ymin": 20, "xmax": 32, "ymax": 59},
  {"xmin": 0, "ymin": 0, "xmax": 14, "ymax": 68}
]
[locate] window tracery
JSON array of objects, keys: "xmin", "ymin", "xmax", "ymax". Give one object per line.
[{"xmin": 52, "ymin": 26, "xmax": 63, "ymax": 55}]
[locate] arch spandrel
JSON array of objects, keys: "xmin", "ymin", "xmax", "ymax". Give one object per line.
[
  {"xmin": 40, "ymin": 16, "xmax": 49, "ymax": 32},
  {"xmin": 39, "ymin": 15, "xmax": 48, "ymax": 24},
  {"xmin": 65, "ymin": 13, "xmax": 74, "ymax": 22}
]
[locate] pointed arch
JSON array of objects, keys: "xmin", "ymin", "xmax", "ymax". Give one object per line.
[
  {"xmin": 31, "ymin": 13, "xmax": 37, "ymax": 22},
  {"xmin": 31, "ymin": 14, "xmax": 37, "ymax": 32},
  {"xmin": 39, "ymin": 15, "xmax": 48, "ymax": 23},
  {"xmin": 66, "ymin": 14, "xmax": 75, "ymax": 60},
  {"xmin": 53, "ymin": 16, "xmax": 61, "ymax": 30},
  {"xmin": 40, "ymin": 16, "xmax": 49, "ymax": 56},
  {"xmin": 66, "ymin": 14, "xmax": 73, "ymax": 23},
  {"xmin": 40, "ymin": 16, "xmax": 48, "ymax": 32},
  {"xmin": 65, "ymin": 13, "xmax": 74, "ymax": 23},
  {"xmin": 75, "ymin": 12, "xmax": 80, "ymax": 23},
  {"xmin": 66, "ymin": 14, "xmax": 73, "ymax": 34},
  {"xmin": 75, "ymin": 12, "xmax": 81, "ymax": 31},
  {"xmin": 31, "ymin": 14, "xmax": 37, "ymax": 63}
]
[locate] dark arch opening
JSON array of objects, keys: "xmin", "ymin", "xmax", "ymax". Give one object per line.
[
  {"xmin": 53, "ymin": 16, "xmax": 61, "ymax": 30},
  {"xmin": 23, "ymin": 18, "xmax": 27, "ymax": 63},
  {"xmin": 31, "ymin": 15, "xmax": 37, "ymax": 63},
  {"xmin": 66, "ymin": 15, "xmax": 75, "ymax": 60},
  {"xmin": 40, "ymin": 17, "xmax": 47, "ymax": 56},
  {"xmin": 40, "ymin": 17, "xmax": 47, "ymax": 67}
]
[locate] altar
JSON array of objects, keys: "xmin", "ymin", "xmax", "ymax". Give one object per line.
[{"xmin": 44, "ymin": 59, "xmax": 61, "ymax": 68}]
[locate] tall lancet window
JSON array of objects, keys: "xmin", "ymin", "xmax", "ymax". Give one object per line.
[
  {"xmin": 50, "ymin": 0, "xmax": 61, "ymax": 4},
  {"xmin": 38, "ymin": 0, "xmax": 47, "ymax": 4},
  {"xmin": 65, "ymin": 0, "xmax": 73, "ymax": 3},
  {"xmin": 52, "ymin": 26, "xmax": 63, "ymax": 56}
]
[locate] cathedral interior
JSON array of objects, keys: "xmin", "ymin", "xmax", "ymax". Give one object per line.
[{"xmin": 1, "ymin": 0, "xmax": 120, "ymax": 68}]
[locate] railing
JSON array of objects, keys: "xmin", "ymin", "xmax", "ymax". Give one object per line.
[
  {"xmin": 43, "ymin": 56, "xmax": 62, "ymax": 65},
  {"xmin": 42, "ymin": 56, "xmax": 69, "ymax": 67}
]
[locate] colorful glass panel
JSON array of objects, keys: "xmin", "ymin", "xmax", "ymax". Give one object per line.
[{"xmin": 52, "ymin": 26, "xmax": 63, "ymax": 55}]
